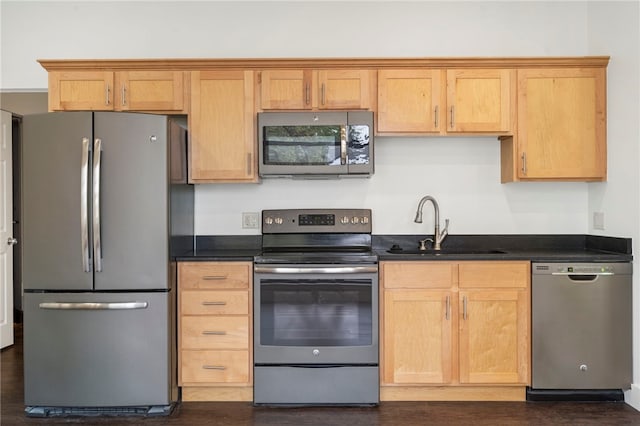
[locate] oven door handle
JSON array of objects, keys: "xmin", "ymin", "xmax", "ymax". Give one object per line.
[{"xmin": 254, "ymin": 265, "xmax": 378, "ymax": 274}]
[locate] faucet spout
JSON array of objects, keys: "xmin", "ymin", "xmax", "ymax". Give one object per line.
[{"xmin": 414, "ymin": 195, "xmax": 449, "ymax": 250}]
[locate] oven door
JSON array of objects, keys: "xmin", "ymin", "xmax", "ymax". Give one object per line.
[{"xmin": 253, "ymin": 264, "xmax": 378, "ymax": 365}]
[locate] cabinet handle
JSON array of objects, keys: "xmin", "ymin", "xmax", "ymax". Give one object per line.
[
  {"xmin": 321, "ymin": 83, "xmax": 326, "ymax": 106},
  {"xmin": 202, "ymin": 331, "xmax": 227, "ymax": 335},
  {"xmin": 202, "ymin": 301, "xmax": 227, "ymax": 306},
  {"xmin": 305, "ymin": 83, "xmax": 310, "ymax": 105},
  {"xmin": 445, "ymin": 295, "xmax": 450, "ymax": 320},
  {"xmin": 202, "ymin": 365, "xmax": 227, "ymax": 370},
  {"xmin": 247, "ymin": 153, "xmax": 252, "ymax": 175},
  {"xmin": 121, "ymin": 84, "xmax": 126, "ymax": 106},
  {"xmin": 105, "ymin": 84, "xmax": 111, "ymax": 106},
  {"xmin": 521, "ymin": 152, "xmax": 527, "ymax": 175},
  {"xmin": 450, "ymin": 106, "xmax": 455, "ymax": 129},
  {"xmin": 203, "ymin": 275, "xmax": 228, "ymax": 281},
  {"xmin": 434, "ymin": 106, "xmax": 439, "ymax": 128},
  {"xmin": 462, "ymin": 296, "xmax": 468, "ymax": 320}
]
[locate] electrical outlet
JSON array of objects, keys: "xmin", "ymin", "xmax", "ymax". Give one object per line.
[
  {"xmin": 593, "ymin": 212, "xmax": 605, "ymax": 230},
  {"xmin": 242, "ymin": 212, "xmax": 260, "ymax": 229}
]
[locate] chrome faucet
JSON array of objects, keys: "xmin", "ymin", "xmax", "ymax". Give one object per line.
[{"xmin": 414, "ymin": 195, "xmax": 450, "ymax": 251}]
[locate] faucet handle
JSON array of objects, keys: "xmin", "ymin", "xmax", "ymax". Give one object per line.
[
  {"xmin": 443, "ymin": 219, "xmax": 450, "ymax": 232},
  {"xmin": 418, "ymin": 238, "xmax": 433, "ymax": 251}
]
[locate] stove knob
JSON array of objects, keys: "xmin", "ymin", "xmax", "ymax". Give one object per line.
[
  {"xmin": 274, "ymin": 217, "xmax": 283, "ymax": 225},
  {"xmin": 265, "ymin": 217, "xmax": 273, "ymax": 225},
  {"xmin": 340, "ymin": 216, "xmax": 350, "ymax": 225},
  {"xmin": 312, "ymin": 349, "xmax": 320, "ymax": 356},
  {"xmin": 361, "ymin": 216, "xmax": 369, "ymax": 225},
  {"xmin": 351, "ymin": 216, "xmax": 360, "ymax": 225}
]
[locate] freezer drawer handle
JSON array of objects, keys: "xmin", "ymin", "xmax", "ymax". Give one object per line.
[{"xmin": 39, "ymin": 302, "xmax": 149, "ymax": 310}]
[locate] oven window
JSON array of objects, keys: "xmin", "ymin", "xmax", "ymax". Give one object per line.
[
  {"xmin": 263, "ymin": 125, "xmax": 342, "ymax": 166},
  {"xmin": 259, "ymin": 279, "xmax": 372, "ymax": 347}
]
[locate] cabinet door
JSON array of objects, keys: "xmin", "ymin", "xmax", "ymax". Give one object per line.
[
  {"xmin": 260, "ymin": 70, "xmax": 313, "ymax": 110},
  {"xmin": 189, "ymin": 70, "xmax": 257, "ymax": 182},
  {"xmin": 377, "ymin": 69, "xmax": 442, "ymax": 133},
  {"xmin": 48, "ymin": 71, "xmax": 114, "ymax": 111},
  {"xmin": 446, "ymin": 69, "xmax": 513, "ymax": 133},
  {"xmin": 516, "ymin": 68, "xmax": 606, "ymax": 180},
  {"xmin": 458, "ymin": 289, "xmax": 528, "ymax": 384},
  {"xmin": 318, "ymin": 70, "xmax": 374, "ymax": 110},
  {"xmin": 382, "ymin": 290, "xmax": 454, "ymax": 384},
  {"xmin": 115, "ymin": 71, "xmax": 186, "ymax": 112}
]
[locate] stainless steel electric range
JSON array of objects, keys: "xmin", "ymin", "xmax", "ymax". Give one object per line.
[{"xmin": 253, "ymin": 209, "xmax": 379, "ymax": 406}]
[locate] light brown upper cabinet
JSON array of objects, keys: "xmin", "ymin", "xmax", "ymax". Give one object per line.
[
  {"xmin": 502, "ymin": 68, "xmax": 606, "ymax": 182},
  {"xmin": 48, "ymin": 70, "xmax": 187, "ymax": 113},
  {"xmin": 377, "ymin": 69, "xmax": 514, "ymax": 135},
  {"xmin": 259, "ymin": 69, "xmax": 375, "ymax": 110},
  {"xmin": 189, "ymin": 70, "xmax": 257, "ymax": 183}
]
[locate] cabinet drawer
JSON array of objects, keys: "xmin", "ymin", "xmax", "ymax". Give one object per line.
[
  {"xmin": 179, "ymin": 262, "xmax": 251, "ymax": 289},
  {"xmin": 181, "ymin": 316, "xmax": 249, "ymax": 349},
  {"xmin": 181, "ymin": 350, "xmax": 250, "ymax": 384},
  {"xmin": 382, "ymin": 262, "xmax": 457, "ymax": 289},
  {"xmin": 459, "ymin": 261, "xmax": 530, "ymax": 288},
  {"xmin": 181, "ymin": 290, "xmax": 249, "ymax": 315}
]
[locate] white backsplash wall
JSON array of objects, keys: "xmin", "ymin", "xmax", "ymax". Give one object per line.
[{"xmin": 195, "ymin": 136, "xmax": 588, "ymax": 235}]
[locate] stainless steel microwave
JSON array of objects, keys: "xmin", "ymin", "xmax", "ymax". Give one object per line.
[{"xmin": 258, "ymin": 111, "xmax": 374, "ymax": 178}]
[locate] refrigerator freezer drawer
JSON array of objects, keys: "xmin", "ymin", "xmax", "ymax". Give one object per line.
[{"xmin": 24, "ymin": 292, "xmax": 174, "ymax": 408}]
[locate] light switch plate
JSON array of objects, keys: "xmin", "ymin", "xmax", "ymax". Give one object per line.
[
  {"xmin": 593, "ymin": 212, "xmax": 605, "ymax": 230},
  {"xmin": 242, "ymin": 212, "xmax": 260, "ymax": 229}
]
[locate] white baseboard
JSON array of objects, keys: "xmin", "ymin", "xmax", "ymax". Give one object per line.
[{"xmin": 624, "ymin": 384, "xmax": 640, "ymax": 410}]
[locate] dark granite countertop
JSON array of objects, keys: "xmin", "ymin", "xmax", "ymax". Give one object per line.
[{"xmin": 174, "ymin": 234, "xmax": 632, "ymax": 263}]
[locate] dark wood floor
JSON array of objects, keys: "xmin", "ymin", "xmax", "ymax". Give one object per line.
[{"xmin": 3, "ymin": 325, "xmax": 640, "ymax": 425}]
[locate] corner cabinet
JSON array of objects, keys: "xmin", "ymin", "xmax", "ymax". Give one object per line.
[
  {"xmin": 501, "ymin": 67, "xmax": 607, "ymax": 182},
  {"xmin": 48, "ymin": 70, "xmax": 187, "ymax": 113},
  {"xmin": 380, "ymin": 260, "xmax": 530, "ymax": 401},
  {"xmin": 178, "ymin": 261, "xmax": 253, "ymax": 402},
  {"xmin": 259, "ymin": 69, "xmax": 375, "ymax": 110},
  {"xmin": 377, "ymin": 68, "xmax": 513, "ymax": 135},
  {"xmin": 189, "ymin": 70, "xmax": 257, "ymax": 183}
]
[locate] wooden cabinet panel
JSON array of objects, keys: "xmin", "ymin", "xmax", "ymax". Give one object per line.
[
  {"xmin": 260, "ymin": 69, "xmax": 374, "ymax": 110},
  {"xmin": 179, "ymin": 262, "xmax": 251, "ymax": 290},
  {"xmin": 190, "ymin": 70, "xmax": 256, "ymax": 182},
  {"xmin": 181, "ymin": 316, "xmax": 249, "ymax": 349},
  {"xmin": 446, "ymin": 69, "xmax": 513, "ymax": 133},
  {"xmin": 458, "ymin": 289, "xmax": 529, "ymax": 384},
  {"xmin": 514, "ymin": 68, "xmax": 606, "ymax": 181},
  {"xmin": 458, "ymin": 261, "xmax": 529, "ymax": 288},
  {"xmin": 181, "ymin": 290, "xmax": 249, "ymax": 315},
  {"xmin": 377, "ymin": 69, "xmax": 442, "ymax": 133},
  {"xmin": 115, "ymin": 71, "xmax": 186, "ymax": 112},
  {"xmin": 181, "ymin": 350, "xmax": 250, "ymax": 384},
  {"xmin": 382, "ymin": 290, "xmax": 454, "ymax": 384},
  {"xmin": 48, "ymin": 71, "xmax": 114, "ymax": 111},
  {"xmin": 382, "ymin": 261, "xmax": 457, "ymax": 289}
]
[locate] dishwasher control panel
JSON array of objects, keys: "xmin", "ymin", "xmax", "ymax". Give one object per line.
[{"xmin": 533, "ymin": 263, "xmax": 628, "ymax": 275}]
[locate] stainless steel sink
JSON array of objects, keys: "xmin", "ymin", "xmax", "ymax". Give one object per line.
[{"xmin": 386, "ymin": 248, "xmax": 506, "ymax": 255}]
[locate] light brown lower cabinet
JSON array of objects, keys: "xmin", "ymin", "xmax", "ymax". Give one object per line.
[
  {"xmin": 380, "ymin": 260, "xmax": 530, "ymax": 401},
  {"xmin": 178, "ymin": 261, "xmax": 253, "ymax": 401}
]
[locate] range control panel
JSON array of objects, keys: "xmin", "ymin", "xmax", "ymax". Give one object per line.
[{"xmin": 262, "ymin": 209, "xmax": 372, "ymax": 234}]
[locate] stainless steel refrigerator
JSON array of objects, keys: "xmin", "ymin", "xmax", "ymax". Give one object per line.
[{"xmin": 21, "ymin": 112, "xmax": 193, "ymax": 416}]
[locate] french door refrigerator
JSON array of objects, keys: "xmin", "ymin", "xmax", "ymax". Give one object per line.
[{"xmin": 21, "ymin": 112, "xmax": 193, "ymax": 416}]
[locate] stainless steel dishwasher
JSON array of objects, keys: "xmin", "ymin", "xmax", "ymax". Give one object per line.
[{"xmin": 530, "ymin": 262, "xmax": 632, "ymax": 401}]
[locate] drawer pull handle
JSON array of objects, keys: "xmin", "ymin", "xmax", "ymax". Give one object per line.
[
  {"xmin": 202, "ymin": 365, "xmax": 227, "ymax": 370},
  {"xmin": 202, "ymin": 301, "xmax": 227, "ymax": 306},
  {"xmin": 202, "ymin": 331, "xmax": 227, "ymax": 336},
  {"xmin": 203, "ymin": 275, "xmax": 228, "ymax": 281}
]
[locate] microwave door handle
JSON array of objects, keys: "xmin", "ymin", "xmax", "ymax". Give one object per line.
[{"xmin": 340, "ymin": 125, "xmax": 347, "ymax": 165}]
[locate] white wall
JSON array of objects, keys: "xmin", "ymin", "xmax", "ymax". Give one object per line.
[
  {"xmin": 1, "ymin": 0, "xmax": 596, "ymax": 235},
  {"xmin": 585, "ymin": 1, "xmax": 640, "ymax": 408}
]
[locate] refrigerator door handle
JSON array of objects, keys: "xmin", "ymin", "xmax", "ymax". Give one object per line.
[
  {"xmin": 93, "ymin": 138, "xmax": 103, "ymax": 272},
  {"xmin": 39, "ymin": 302, "xmax": 149, "ymax": 310},
  {"xmin": 81, "ymin": 137, "xmax": 91, "ymax": 272}
]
